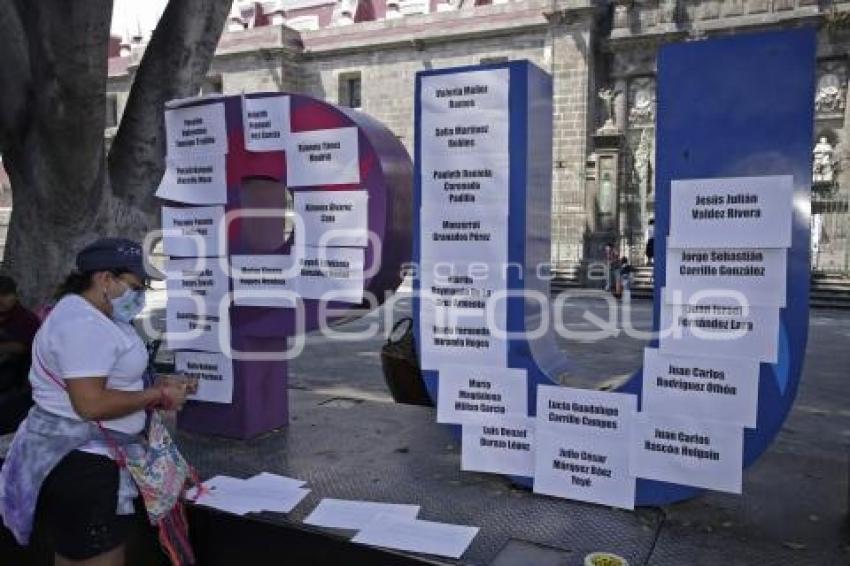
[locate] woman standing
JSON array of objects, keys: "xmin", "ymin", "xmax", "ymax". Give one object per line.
[{"xmin": 0, "ymin": 238, "xmax": 188, "ymax": 566}]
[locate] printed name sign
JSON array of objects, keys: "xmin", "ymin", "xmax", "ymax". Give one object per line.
[
  {"xmin": 462, "ymin": 416, "xmax": 534, "ymax": 477},
  {"xmin": 295, "ymin": 247, "xmax": 364, "ymax": 303},
  {"xmin": 437, "ymin": 366, "xmax": 527, "ymax": 425},
  {"xmin": 176, "ymin": 351, "xmax": 234, "ymax": 404},
  {"xmin": 642, "ymin": 348, "xmax": 759, "ymax": 428},
  {"xmin": 243, "ymin": 95, "xmax": 290, "ymax": 152},
  {"xmin": 294, "ymin": 190, "xmax": 369, "ymax": 247},
  {"xmin": 164, "ymin": 102, "xmax": 228, "ymax": 158},
  {"xmin": 161, "ymin": 206, "xmax": 225, "ymax": 258},
  {"xmin": 659, "ymin": 300, "xmax": 780, "ymax": 363},
  {"xmin": 164, "ymin": 257, "xmax": 229, "ymax": 305},
  {"xmin": 231, "ymin": 255, "xmax": 298, "ymax": 308},
  {"xmin": 630, "ymin": 413, "xmax": 744, "ymax": 493},
  {"xmin": 668, "ymin": 175, "xmax": 793, "ymax": 249},
  {"xmin": 533, "ymin": 386, "xmax": 637, "ymax": 510},
  {"xmin": 287, "ymin": 127, "xmax": 360, "ymax": 187},
  {"xmin": 156, "ymin": 156, "xmax": 227, "ymax": 205},
  {"xmin": 165, "ymin": 297, "xmax": 229, "ymax": 353},
  {"xmin": 665, "ymin": 247, "xmax": 787, "ymax": 307}
]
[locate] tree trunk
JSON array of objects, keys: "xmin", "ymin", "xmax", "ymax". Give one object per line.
[
  {"xmin": 2, "ymin": 0, "xmax": 113, "ymax": 306},
  {"xmin": 0, "ymin": 0, "xmax": 232, "ymax": 307}
]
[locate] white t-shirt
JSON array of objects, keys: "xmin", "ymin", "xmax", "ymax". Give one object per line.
[{"xmin": 29, "ymin": 294, "xmax": 148, "ymax": 455}]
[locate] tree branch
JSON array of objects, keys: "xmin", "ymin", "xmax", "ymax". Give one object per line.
[
  {"xmin": 0, "ymin": 0, "xmax": 32, "ymax": 151},
  {"xmin": 107, "ymin": 0, "xmax": 232, "ymax": 215}
]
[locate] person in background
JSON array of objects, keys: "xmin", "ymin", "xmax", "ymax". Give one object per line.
[
  {"xmin": 645, "ymin": 218, "xmax": 655, "ymax": 265},
  {"xmin": 603, "ymin": 242, "xmax": 619, "ymax": 293},
  {"xmin": 0, "ymin": 275, "xmax": 40, "ymax": 434},
  {"xmin": 0, "ymin": 238, "xmax": 188, "ymax": 566},
  {"xmin": 618, "ymin": 257, "xmax": 634, "ymax": 304}
]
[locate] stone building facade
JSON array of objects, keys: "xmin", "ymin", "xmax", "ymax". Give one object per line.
[{"xmin": 106, "ymin": 0, "xmax": 850, "ymax": 276}]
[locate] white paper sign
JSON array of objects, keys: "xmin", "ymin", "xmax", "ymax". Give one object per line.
[
  {"xmin": 420, "ymin": 262, "xmax": 507, "ymax": 313},
  {"xmin": 164, "ymin": 257, "xmax": 229, "ymax": 305},
  {"xmin": 352, "ymin": 516, "xmax": 479, "ymax": 560},
  {"xmin": 230, "ymin": 254, "xmax": 298, "ymax": 308},
  {"xmin": 630, "ymin": 413, "xmax": 744, "ymax": 493},
  {"xmin": 156, "ymin": 156, "xmax": 227, "ymax": 205},
  {"xmin": 243, "ymin": 95, "xmax": 290, "ymax": 152},
  {"xmin": 668, "ymin": 175, "xmax": 793, "ymax": 248},
  {"xmin": 304, "ymin": 499, "xmax": 420, "ymax": 531},
  {"xmin": 461, "ymin": 416, "xmax": 534, "ymax": 477},
  {"xmin": 420, "ymin": 68, "xmax": 510, "ymax": 114},
  {"xmin": 532, "ymin": 386, "xmax": 637, "ymax": 510},
  {"xmin": 437, "ymin": 366, "xmax": 527, "ymax": 424},
  {"xmin": 287, "ymin": 127, "xmax": 359, "ymax": 187},
  {"xmin": 294, "ymin": 190, "xmax": 368, "ymax": 247},
  {"xmin": 176, "ymin": 351, "xmax": 234, "ymax": 404},
  {"xmin": 420, "ymin": 154, "xmax": 510, "ymax": 216},
  {"xmin": 161, "ymin": 206, "xmax": 225, "ymax": 258},
  {"xmin": 418, "ymin": 306, "xmax": 507, "ymax": 371},
  {"xmin": 659, "ymin": 300, "xmax": 780, "ymax": 363},
  {"xmin": 421, "ymin": 113, "xmax": 509, "ymax": 158},
  {"xmin": 419, "ymin": 207, "xmax": 508, "ymax": 265},
  {"xmin": 295, "ymin": 247, "xmax": 364, "ymax": 303},
  {"xmin": 165, "ymin": 297, "xmax": 229, "ymax": 353},
  {"xmin": 165, "ymin": 102, "xmax": 228, "ymax": 158},
  {"xmin": 665, "ymin": 247, "xmax": 787, "ymax": 307},
  {"xmin": 642, "ymin": 348, "xmax": 760, "ymax": 428}
]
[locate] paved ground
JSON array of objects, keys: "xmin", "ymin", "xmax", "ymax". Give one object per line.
[{"xmin": 131, "ymin": 289, "xmax": 850, "ymax": 564}]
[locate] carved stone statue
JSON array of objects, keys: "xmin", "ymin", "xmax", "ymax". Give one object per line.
[
  {"xmin": 332, "ymin": 0, "xmax": 358, "ymax": 26},
  {"xmin": 613, "ymin": 2, "xmax": 629, "ymax": 30},
  {"xmin": 658, "ymin": 0, "xmax": 678, "ymax": 24},
  {"xmin": 632, "ymin": 128, "xmax": 652, "ymax": 189},
  {"xmin": 812, "ymin": 136, "xmax": 836, "ymax": 184},
  {"xmin": 598, "ymin": 88, "xmax": 619, "ymax": 131},
  {"xmin": 815, "ymin": 72, "xmax": 845, "ymax": 114}
]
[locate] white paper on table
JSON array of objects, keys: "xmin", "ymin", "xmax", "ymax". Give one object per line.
[
  {"xmin": 187, "ymin": 475, "xmax": 311, "ymax": 515},
  {"xmin": 165, "ymin": 102, "xmax": 228, "ymax": 159},
  {"xmin": 418, "ymin": 306, "xmax": 507, "ymax": 371},
  {"xmin": 419, "ymin": 206, "xmax": 509, "ymax": 265},
  {"xmin": 629, "ymin": 413, "xmax": 744, "ymax": 494},
  {"xmin": 642, "ymin": 348, "xmax": 760, "ymax": 428},
  {"xmin": 437, "ymin": 366, "xmax": 527, "ymax": 425},
  {"xmin": 352, "ymin": 516, "xmax": 479, "ymax": 559},
  {"xmin": 256, "ymin": 487, "xmax": 312, "ymax": 514},
  {"xmin": 294, "ymin": 247, "xmax": 364, "ymax": 304},
  {"xmin": 156, "ymin": 155, "xmax": 227, "ymax": 205},
  {"xmin": 243, "ymin": 95, "xmax": 290, "ymax": 152},
  {"xmin": 461, "ymin": 416, "xmax": 534, "ymax": 477},
  {"xmin": 165, "ymin": 297, "xmax": 229, "ymax": 354},
  {"xmin": 165, "ymin": 257, "xmax": 229, "ymax": 306},
  {"xmin": 420, "ymin": 68, "xmax": 510, "ymax": 114},
  {"xmin": 667, "ymin": 175, "xmax": 793, "ymax": 249},
  {"xmin": 294, "ymin": 190, "xmax": 368, "ymax": 247},
  {"xmin": 161, "ymin": 206, "xmax": 225, "ymax": 258},
  {"xmin": 287, "ymin": 127, "xmax": 360, "ymax": 187},
  {"xmin": 176, "ymin": 351, "xmax": 234, "ymax": 404},
  {"xmin": 230, "ymin": 254, "xmax": 298, "ymax": 308},
  {"xmin": 664, "ymin": 247, "xmax": 787, "ymax": 307},
  {"xmin": 658, "ymin": 298, "xmax": 780, "ymax": 363},
  {"xmin": 304, "ymin": 499, "xmax": 420, "ymax": 531},
  {"xmin": 247, "ymin": 472, "xmax": 307, "ymax": 491}
]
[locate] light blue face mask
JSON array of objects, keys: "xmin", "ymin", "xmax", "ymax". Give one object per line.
[{"xmin": 110, "ymin": 282, "xmax": 145, "ymax": 323}]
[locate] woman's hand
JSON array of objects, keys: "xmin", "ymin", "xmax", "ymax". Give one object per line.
[
  {"xmin": 156, "ymin": 373, "xmax": 199, "ymax": 395},
  {"xmin": 159, "ymin": 381, "xmax": 188, "ymax": 411}
]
